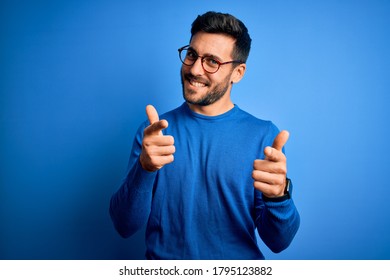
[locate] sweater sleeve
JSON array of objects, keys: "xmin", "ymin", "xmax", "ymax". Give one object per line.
[
  {"xmin": 109, "ymin": 123, "xmax": 157, "ymax": 238},
  {"xmin": 255, "ymin": 185, "xmax": 300, "ymax": 253},
  {"xmin": 254, "ymin": 121, "xmax": 300, "ymax": 253}
]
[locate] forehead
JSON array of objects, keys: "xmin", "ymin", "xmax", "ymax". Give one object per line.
[{"xmin": 189, "ymin": 32, "xmax": 236, "ymax": 59}]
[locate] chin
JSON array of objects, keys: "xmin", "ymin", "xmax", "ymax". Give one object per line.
[
  {"xmin": 184, "ymin": 86, "xmax": 205, "ymax": 100},
  {"xmin": 184, "ymin": 93, "xmax": 201, "ymax": 105}
]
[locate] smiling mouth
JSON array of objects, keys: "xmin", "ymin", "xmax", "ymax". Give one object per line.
[
  {"xmin": 189, "ymin": 80, "xmax": 207, "ymax": 88},
  {"xmin": 185, "ymin": 74, "xmax": 209, "ymax": 88}
]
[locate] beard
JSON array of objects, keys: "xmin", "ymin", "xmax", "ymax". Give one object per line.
[{"xmin": 180, "ymin": 70, "xmax": 231, "ymax": 106}]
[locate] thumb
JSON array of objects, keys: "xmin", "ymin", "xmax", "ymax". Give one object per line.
[
  {"xmin": 146, "ymin": 105, "xmax": 159, "ymax": 124},
  {"xmin": 272, "ymin": 130, "xmax": 290, "ymax": 151}
]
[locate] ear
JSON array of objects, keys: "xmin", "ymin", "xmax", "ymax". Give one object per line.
[{"xmin": 231, "ymin": 63, "xmax": 246, "ymax": 84}]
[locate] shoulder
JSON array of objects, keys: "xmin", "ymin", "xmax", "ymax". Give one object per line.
[
  {"xmin": 235, "ymin": 106, "xmax": 279, "ymax": 134},
  {"xmin": 160, "ymin": 103, "xmax": 186, "ymax": 120},
  {"xmin": 233, "ymin": 107, "xmax": 281, "ymax": 149}
]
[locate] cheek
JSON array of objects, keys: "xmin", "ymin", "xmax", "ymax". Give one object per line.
[
  {"xmin": 181, "ymin": 64, "xmax": 192, "ymax": 75},
  {"xmin": 213, "ymin": 73, "xmax": 232, "ymax": 87}
]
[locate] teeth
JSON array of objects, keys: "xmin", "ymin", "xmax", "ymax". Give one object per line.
[{"xmin": 190, "ymin": 80, "xmax": 206, "ymax": 87}]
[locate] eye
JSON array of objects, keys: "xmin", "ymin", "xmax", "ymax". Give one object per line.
[
  {"xmin": 186, "ymin": 50, "xmax": 198, "ymax": 60},
  {"xmin": 204, "ymin": 57, "xmax": 220, "ymax": 67}
]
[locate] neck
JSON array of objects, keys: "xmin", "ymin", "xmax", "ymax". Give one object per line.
[{"xmin": 187, "ymin": 99, "xmax": 234, "ymax": 116}]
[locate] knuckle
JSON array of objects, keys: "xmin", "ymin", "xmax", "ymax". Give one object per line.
[
  {"xmin": 142, "ymin": 136, "xmax": 154, "ymax": 146},
  {"xmin": 150, "ymin": 157, "xmax": 162, "ymax": 168},
  {"xmin": 168, "ymin": 136, "xmax": 175, "ymax": 144},
  {"xmin": 142, "ymin": 144, "xmax": 153, "ymax": 154},
  {"xmin": 253, "ymin": 181, "xmax": 261, "ymax": 189},
  {"xmin": 269, "ymin": 189, "xmax": 279, "ymax": 197},
  {"xmin": 149, "ymin": 156, "xmax": 157, "ymax": 165},
  {"xmin": 253, "ymin": 159, "xmax": 262, "ymax": 170},
  {"xmin": 275, "ymin": 163, "xmax": 287, "ymax": 175},
  {"xmin": 252, "ymin": 170, "xmax": 263, "ymax": 181},
  {"xmin": 275, "ymin": 176, "xmax": 284, "ymax": 186},
  {"xmin": 252, "ymin": 170, "xmax": 257, "ymax": 180},
  {"xmin": 142, "ymin": 142, "xmax": 150, "ymax": 149}
]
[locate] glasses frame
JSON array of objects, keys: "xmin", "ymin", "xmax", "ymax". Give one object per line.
[{"xmin": 178, "ymin": 45, "xmax": 244, "ymax": 74}]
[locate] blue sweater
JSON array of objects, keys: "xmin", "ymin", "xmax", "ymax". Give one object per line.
[{"xmin": 110, "ymin": 103, "xmax": 300, "ymax": 259}]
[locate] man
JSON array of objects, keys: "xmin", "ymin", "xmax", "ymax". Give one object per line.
[{"xmin": 110, "ymin": 11, "xmax": 300, "ymax": 260}]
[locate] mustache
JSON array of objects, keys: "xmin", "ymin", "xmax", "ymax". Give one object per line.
[{"xmin": 183, "ymin": 73, "xmax": 210, "ymax": 86}]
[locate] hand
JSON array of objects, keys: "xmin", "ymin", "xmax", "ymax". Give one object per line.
[
  {"xmin": 139, "ymin": 105, "xmax": 175, "ymax": 172},
  {"xmin": 252, "ymin": 130, "xmax": 289, "ymax": 198}
]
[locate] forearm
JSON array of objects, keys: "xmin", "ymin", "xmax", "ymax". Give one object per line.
[
  {"xmin": 109, "ymin": 159, "xmax": 156, "ymax": 238},
  {"xmin": 256, "ymin": 198, "xmax": 300, "ymax": 253}
]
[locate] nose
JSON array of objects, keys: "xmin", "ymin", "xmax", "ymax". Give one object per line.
[{"xmin": 189, "ymin": 57, "xmax": 205, "ymax": 76}]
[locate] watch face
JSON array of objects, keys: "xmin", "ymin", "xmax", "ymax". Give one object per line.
[{"xmin": 285, "ymin": 179, "xmax": 291, "ymax": 195}]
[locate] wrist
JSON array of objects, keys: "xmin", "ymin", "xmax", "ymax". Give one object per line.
[
  {"xmin": 139, "ymin": 155, "xmax": 156, "ymax": 172},
  {"xmin": 262, "ymin": 178, "xmax": 291, "ymax": 202}
]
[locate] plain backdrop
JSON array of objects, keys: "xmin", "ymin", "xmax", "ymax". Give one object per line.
[{"xmin": 1, "ymin": 0, "xmax": 390, "ymax": 260}]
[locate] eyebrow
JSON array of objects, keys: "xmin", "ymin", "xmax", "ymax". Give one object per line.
[{"xmin": 188, "ymin": 46, "xmax": 224, "ymax": 62}]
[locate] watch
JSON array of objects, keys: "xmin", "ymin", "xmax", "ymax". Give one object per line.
[{"xmin": 284, "ymin": 178, "xmax": 291, "ymax": 197}]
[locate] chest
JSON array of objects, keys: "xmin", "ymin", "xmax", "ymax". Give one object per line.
[{"xmin": 161, "ymin": 122, "xmax": 265, "ymax": 196}]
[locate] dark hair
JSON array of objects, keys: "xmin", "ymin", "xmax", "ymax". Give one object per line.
[{"xmin": 190, "ymin": 11, "xmax": 252, "ymax": 63}]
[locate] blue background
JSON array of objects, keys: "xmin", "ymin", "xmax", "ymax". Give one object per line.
[{"xmin": 1, "ymin": 0, "xmax": 389, "ymax": 260}]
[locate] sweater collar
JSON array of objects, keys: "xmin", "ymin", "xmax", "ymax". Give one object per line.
[{"xmin": 181, "ymin": 102, "xmax": 239, "ymax": 121}]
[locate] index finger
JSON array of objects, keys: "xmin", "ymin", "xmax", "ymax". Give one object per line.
[
  {"xmin": 146, "ymin": 105, "xmax": 159, "ymax": 125},
  {"xmin": 144, "ymin": 119, "xmax": 168, "ymax": 136},
  {"xmin": 272, "ymin": 130, "xmax": 290, "ymax": 151}
]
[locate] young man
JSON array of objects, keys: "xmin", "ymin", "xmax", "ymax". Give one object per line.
[{"xmin": 110, "ymin": 11, "xmax": 300, "ymax": 259}]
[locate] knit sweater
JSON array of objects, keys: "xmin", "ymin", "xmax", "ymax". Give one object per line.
[{"xmin": 110, "ymin": 102, "xmax": 300, "ymax": 259}]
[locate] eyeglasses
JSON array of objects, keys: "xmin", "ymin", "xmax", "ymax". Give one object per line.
[{"xmin": 178, "ymin": 45, "xmax": 243, "ymax": 74}]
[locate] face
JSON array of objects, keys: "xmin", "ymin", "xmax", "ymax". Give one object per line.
[{"xmin": 180, "ymin": 32, "xmax": 240, "ymax": 107}]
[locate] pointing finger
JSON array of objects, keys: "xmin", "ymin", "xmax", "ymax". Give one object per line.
[
  {"xmin": 145, "ymin": 105, "xmax": 168, "ymax": 136},
  {"xmin": 146, "ymin": 105, "xmax": 159, "ymax": 125},
  {"xmin": 263, "ymin": 130, "xmax": 289, "ymax": 162},
  {"xmin": 272, "ymin": 130, "xmax": 290, "ymax": 151},
  {"xmin": 144, "ymin": 120, "xmax": 168, "ymax": 136}
]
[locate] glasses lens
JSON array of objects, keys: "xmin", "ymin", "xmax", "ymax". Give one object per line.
[
  {"xmin": 180, "ymin": 48, "xmax": 196, "ymax": 66},
  {"xmin": 202, "ymin": 57, "xmax": 220, "ymax": 73},
  {"xmin": 179, "ymin": 47, "xmax": 220, "ymax": 73}
]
